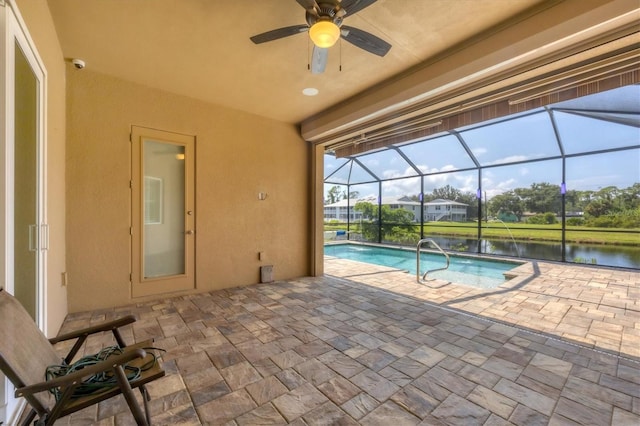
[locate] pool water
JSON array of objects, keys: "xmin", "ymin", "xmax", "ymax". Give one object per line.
[{"xmin": 324, "ymin": 244, "xmax": 522, "ymax": 289}]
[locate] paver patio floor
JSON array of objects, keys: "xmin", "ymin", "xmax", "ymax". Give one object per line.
[{"xmin": 51, "ymin": 257, "xmax": 639, "ymax": 425}]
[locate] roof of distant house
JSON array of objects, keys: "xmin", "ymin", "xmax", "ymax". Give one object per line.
[{"xmin": 325, "ymin": 196, "xmax": 467, "ymax": 207}]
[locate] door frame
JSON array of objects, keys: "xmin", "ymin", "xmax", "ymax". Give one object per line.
[
  {"xmin": 130, "ymin": 126, "xmax": 195, "ymax": 298},
  {"xmin": 0, "ymin": 0, "xmax": 48, "ymax": 423}
]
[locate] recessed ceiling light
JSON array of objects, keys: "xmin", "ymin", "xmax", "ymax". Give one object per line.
[{"xmin": 302, "ymin": 87, "xmax": 319, "ymax": 96}]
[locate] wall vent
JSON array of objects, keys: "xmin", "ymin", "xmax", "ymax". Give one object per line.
[{"xmin": 260, "ymin": 265, "xmax": 274, "ymax": 283}]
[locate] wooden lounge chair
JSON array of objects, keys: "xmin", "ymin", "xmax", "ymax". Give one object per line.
[{"xmin": 0, "ymin": 288, "xmax": 165, "ymax": 425}]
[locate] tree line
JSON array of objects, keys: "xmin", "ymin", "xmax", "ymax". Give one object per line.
[{"xmin": 326, "ymin": 182, "xmax": 640, "ymax": 228}]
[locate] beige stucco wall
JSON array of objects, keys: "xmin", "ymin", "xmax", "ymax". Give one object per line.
[
  {"xmin": 66, "ymin": 69, "xmax": 310, "ymax": 312},
  {"xmin": 16, "ymin": 0, "xmax": 68, "ymax": 336}
]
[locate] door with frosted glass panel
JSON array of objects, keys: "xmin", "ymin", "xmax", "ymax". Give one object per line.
[{"xmin": 131, "ymin": 127, "xmax": 195, "ymax": 297}]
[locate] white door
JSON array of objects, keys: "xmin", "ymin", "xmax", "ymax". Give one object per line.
[
  {"xmin": 131, "ymin": 126, "xmax": 195, "ymax": 298},
  {"xmin": 0, "ymin": 1, "xmax": 47, "ymax": 423}
]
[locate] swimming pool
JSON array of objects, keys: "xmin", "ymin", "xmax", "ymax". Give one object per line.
[{"xmin": 324, "ymin": 243, "xmax": 522, "ymax": 289}]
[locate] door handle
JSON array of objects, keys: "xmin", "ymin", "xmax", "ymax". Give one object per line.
[
  {"xmin": 28, "ymin": 224, "xmax": 38, "ymax": 251},
  {"xmin": 185, "ymin": 230, "xmax": 194, "ymax": 235}
]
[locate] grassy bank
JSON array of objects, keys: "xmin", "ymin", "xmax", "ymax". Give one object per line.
[{"xmin": 325, "ymin": 221, "xmax": 640, "ymax": 246}]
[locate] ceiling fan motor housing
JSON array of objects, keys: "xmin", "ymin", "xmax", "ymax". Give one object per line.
[{"xmin": 306, "ymin": 1, "xmax": 345, "ymax": 27}]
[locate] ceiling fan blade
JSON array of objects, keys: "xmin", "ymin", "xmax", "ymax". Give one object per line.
[
  {"xmin": 341, "ymin": 0, "xmax": 377, "ymax": 16},
  {"xmin": 296, "ymin": 0, "xmax": 319, "ymax": 14},
  {"xmin": 250, "ymin": 25, "xmax": 309, "ymax": 44},
  {"xmin": 310, "ymin": 46, "xmax": 328, "ymax": 74},
  {"xmin": 341, "ymin": 25, "xmax": 391, "ymax": 56}
]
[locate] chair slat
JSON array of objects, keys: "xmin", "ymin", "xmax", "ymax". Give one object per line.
[{"xmin": 0, "ymin": 289, "xmax": 61, "ymax": 410}]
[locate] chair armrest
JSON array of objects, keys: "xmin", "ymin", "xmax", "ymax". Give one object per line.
[
  {"xmin": 14, "ymin": 348, "xmax": 146, "ymax": 398},
  {"xmin": 49, "ymin": 315, "xmax": 136, "ymax": 344}
]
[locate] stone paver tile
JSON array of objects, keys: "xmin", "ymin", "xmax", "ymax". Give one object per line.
[
  {"xmin": 360, "ymin": 400, "xmax": 421, "ymax": 425},
  {"xmin": 303, "ymin": 401, "xmax": 360, "ymax": 425},
  {"xmin": 245, "ymin": 375, "xmax": 289, "ymax": 406},
  {"xmin": 378, "ymin": 365, "xmax": 413, "ymax": 387},
  {"xmin": 317, "ymin": 375, "xmax": 362, "ymax": 405},
  {"xmin": 467, "ymin": 385, "xmax": 517, "ymax": 419},
  {"xmin": 307, "ymin": 324, "xmax": 340, "ymax": 340},
  {"xmin": 612, "ymin": 407, "xmax": 640, "ymax": 425},
  {"xmin": 341, "ymin": 392, "xmax": 380, "ymax": 420},
  {"xmin": 235, "ymin": 403, "xmax": 287, "ymax": 425},
  {"xmin": 434, "ymin": 341, "xmax": 468, "ymax": 358},
  {"xmin": 422, "ymin": 366, "xmax": 476, "ymax": 397},
  {"xmin": 482, "ymin": 356, "xmax": 524, "ymax": 381},
  {"xmin": 600, "ymin": 373, "xmax": 640, "ymax": 398},
  {"xmin": 189, "ymin": 380, "xmax": 231, "ymax": 406},
  {"xmin": 344, "ymin": 344, "xmax": 371, "ymax": 359},
  {"xmin": 65, "ymin": 406, "xmax": 101, "ymax": 425},
  {"xmin": 174, "ymin": 350, "xmax": 213, "ymax": 378},
  {"xmin": 407, "ymin": 345, "xmax": 447, "ymax": 367},
  {"xmin": 326, "ymin": 335, "xmax": 356, "ymax": 351},
  {"xmin": 182, "ymin": 366, "xmax": 223, "ymax": 393},
  {"xmin": 494, "ymin": 378, "xmax": 556, "ymax": 416},
  {"xmin": 206, "ymin": 345, "xmax": 245, "ymax": 369},
  {"xmin": 357, "ymin": 348, "xmax": 398, "ymax": 371},
  {"xmin": 411, "ymin": 372, "xmax": 451, "ymax": 402},
  {"xmin": 252, "ymin": 357, "xmax": 281, "ymax": 377},
  {"xmin": 554, "ymin": 396, "xmax": 611, "ymax": 425},
  {"xmin": 151, "ymin": 404, "xmax": 200, "ymax": 426},
  {"xmin": 351, "ymin": 370, "xmax": 400, "ymax": 401},
  {"xmin": 379, "ymin": 339, "xmax": 415, "ymax": 357},
  {"xmin": 351, "ymin": 369, "xmax": 400, "ymax": 402},
  {"xmin": 294, "ymin": 340, "xmax": 334, "ymax": 357},
  {"xmin": 236, "ymin": 340, "xmax": 282, "ymax": 363},
  {"xmin": 318, "ymin": 350, "xmax": 367, "ymax": 378},
  {"xmin": 390, "ymin": 384, "xmax": 439, "ymax": 418},
  {"xmin": 350, "ymin": 332, "xmax": 386, "ymax": 349},
  {"xmin": 270, "ymin": 349, "xmax": 306, "ymax": 369},
  {"xmin": 481, "ymin": 414, "xmax": 513, "ymax": 426},
  {"xmin": 145, "ymin": 373, "xmax": 186, "ymax": 400},
  {"xmin": 481, "ymin": 323, "xmax": 519, "ymax": 344},
  {"xmin": 493, "ymin": 344, "xmax": 536, "ymax": 367},
  {"xmin": 530, "ymin": 352, "xmax": 573, "ymax": 378},
  {"xmin": 276, "ymin": 368, "xmax": 307, "ymax": 390},
  {"xmin": 148, "ymin": 388, "xmax": 191, "ymax": 415},
  {"xmin": 430, "ymin": 393, "xmax": 491, "ymax": 426},
  {"xmin": 618, "ymin": 362, "xmax": 640, "ymax": 385},
  {"xmin": 274, "ymin": 335, "xmax": 304, "ymax": 351},
  {"xmin": 510, "ymin": 404, "xmax": 549, "ymax": 425},
  {"xmin": 271, "ymin": 383, "xmax": 329, "ymax": 423},
  {"xmin": 97, "ymin": 394, "xmax": 128, "ymax": 421},
  {"xmin": 220, "ymin": 360, "xmax": 262, "ymax": 390},
  {"xmin": 294, "ymin": 358, "xmax": 336, "ymax": 385},
  {"xmin": 195, "ymin": 389, "xmax": 256, "ymax": 424},
  {"xmin": 515, "ymin": 373, "xmax": 562, "ymax": 401},
  {"xmin": 458, "ymin": 363, "xmax": 501, "ymax": 388}
]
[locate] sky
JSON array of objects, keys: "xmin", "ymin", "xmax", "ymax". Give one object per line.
[{"xmin": 324, "ymin": 86, "xmax": 640, "ymax": 201}]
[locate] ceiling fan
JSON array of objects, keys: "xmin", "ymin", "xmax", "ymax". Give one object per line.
[{"xmin": 250, "ymin": 0, "xmax": 391, "ymax": 74}]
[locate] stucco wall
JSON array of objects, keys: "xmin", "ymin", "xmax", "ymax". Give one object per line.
[
  {"xmin": 16, "ymin": 0, "xmax": 68, "ymax": 336},
  {"xmin": 66, "ymin": 69, "xmax": 310, "ymax": 312}
]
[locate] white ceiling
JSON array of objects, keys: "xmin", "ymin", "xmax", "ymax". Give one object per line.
[{"xmin": 46, "ymin": 0, "xmax": 546, "ymax": 124}]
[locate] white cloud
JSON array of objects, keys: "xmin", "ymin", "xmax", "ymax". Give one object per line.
[
  {"xmin": 485, "ymin": 155, "xmax": 528, "ymax": 166},
  {"xmin": 473, "ymin": 147, "xmax": 487, "ymax": 157}
]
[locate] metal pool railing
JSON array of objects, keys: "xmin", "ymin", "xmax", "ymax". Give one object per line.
[{"xmin": 416, "ymin": 238, "xmax": 450, "ymax": 283}]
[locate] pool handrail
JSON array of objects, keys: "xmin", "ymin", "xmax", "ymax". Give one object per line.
[{"xmin": 417, "ymin": 238, "xmax": 450, "ymax": 283}]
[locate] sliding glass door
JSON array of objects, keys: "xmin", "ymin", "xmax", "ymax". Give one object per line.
[{"xmin": 0, "ymin": 1, "xmax": 47, "ymax": 423}]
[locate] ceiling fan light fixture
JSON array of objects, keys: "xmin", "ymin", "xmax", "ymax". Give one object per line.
[{"xmin": 309, "ymin": 20, "xmax": 340, "ymax": 48}]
